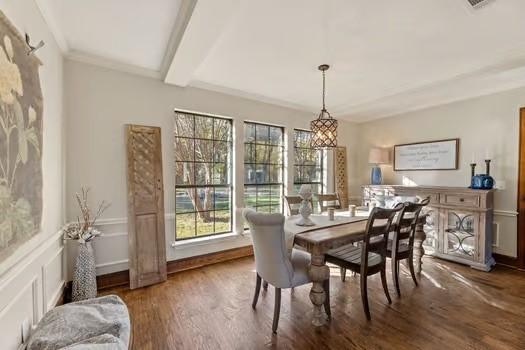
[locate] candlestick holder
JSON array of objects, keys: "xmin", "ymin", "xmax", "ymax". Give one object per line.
[
  {"xmin": 471, "ymin": 160, "xmax": 495, "ymax": 190},
  {"xmin": 470, "ymin": 163, "xmax": 476, "ymax": 178},
  {"xmin": 485, "ymin": 159, "xmax": 491, "ymax": 176}
]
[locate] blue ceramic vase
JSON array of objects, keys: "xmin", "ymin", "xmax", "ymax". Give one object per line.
[
  {"xmin": 371, "ymin": 166, "xmax": 382, "ymax": 185},
  {"xmin": 471, "ymin": 174, "xmax": 494, "ymax": 190}
]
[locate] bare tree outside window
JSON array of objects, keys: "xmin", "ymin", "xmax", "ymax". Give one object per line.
[
  {"xmin": 174, "ymin": 111, "xmax": 232, "ymax": 239},
  {"xmin": 244, "ymin": 122, "xmax": 284, "ymax": 217},
  {"xmin": 293, "ymin": 129, "xmax": 324, "ymax": 212}
]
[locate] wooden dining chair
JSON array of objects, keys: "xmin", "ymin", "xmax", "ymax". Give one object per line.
[
  {"xmin": 284, "ymin": 195, "xmax": 302, "ymax": 215},
  {"xmin": 243, "ymin": 209, "xmax": 329, "ymax": 333},
  {"xmin": 388, "ymin": 197, "xmax": 430, "ymax": 296},
  {"xmin": 325, "ymin": 203, "xmax": 403, "ymax": 320},
  {"xmin": 316, "ymin": 193, "xmax": 341, "ymax": 213}
]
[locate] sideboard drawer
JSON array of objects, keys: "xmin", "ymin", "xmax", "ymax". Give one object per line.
[
  {"xmin": 391, "ymin": 190, "xmax": 439, "ymax": 204},
  {"xmin": 440, "ymin": 193, "xmax": 480, "ymax": 207},
  {"xmin": 417, "ymin": 193, "xmax": 439, "ymax": 204}
]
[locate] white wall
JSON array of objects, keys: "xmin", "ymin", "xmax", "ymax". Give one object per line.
[
  {"xmin": 356, "ymin": 87, "xmax": 525, "ymax": 257},
  {"xmin": 0, "ymin": 1, "xmax": 65, "ymax": 348},
  {"xmin": 64, "ymin": 59, "xmax": 360, "ymax": 276},
  {"xmin": 62, "ymin": 33, "xmax": 524, "ymax": 276}
]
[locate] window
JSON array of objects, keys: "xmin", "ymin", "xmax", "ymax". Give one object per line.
[
  {"xmin": 244, "ymin": 122, "xmax": 284, "ymax": 214},
  {"xmin": 174, "ymin": 111, "xmax": 233, "ymax": 240},
  {"xmin": 293, "ymin": 129, "xmax": 324, "ymax": 212}
]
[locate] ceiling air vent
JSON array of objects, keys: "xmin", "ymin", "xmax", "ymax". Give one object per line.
[{"xmin": 467, "ymin": 0, "xmax": 493, "ymax": 8}]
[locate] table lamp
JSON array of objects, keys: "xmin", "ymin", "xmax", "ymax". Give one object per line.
[{"xmin": 368, "ymin": 147, "xmax": 389, "ymax": 185}]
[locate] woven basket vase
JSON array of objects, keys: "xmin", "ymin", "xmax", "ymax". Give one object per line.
[{"xmin": 72, "ymin": 241, "xmax": 97, "ymax": 301}]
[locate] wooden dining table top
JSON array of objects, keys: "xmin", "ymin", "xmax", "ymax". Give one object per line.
[
  {"xmin": 290, "ymin": 210, "xmax": 426, "ymax": 251},
  {"xmin": 294, "ymin": 219, "xmax": 369, "ymax": 245}
]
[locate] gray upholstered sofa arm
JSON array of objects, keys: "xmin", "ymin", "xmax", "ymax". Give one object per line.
[{"xmin": 27, "ymin": 295, "xmax": 130, "ymax": 350}]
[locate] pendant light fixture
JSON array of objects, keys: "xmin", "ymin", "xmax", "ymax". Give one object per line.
[{"xmin": 310, "ymin": 64, "xmax": 338, "ymax": 149}]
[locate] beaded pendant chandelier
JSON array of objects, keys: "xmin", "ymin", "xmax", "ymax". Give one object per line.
[{"xmin": 310, "ymin": 64, "xmax": 338, "ymax": 149}]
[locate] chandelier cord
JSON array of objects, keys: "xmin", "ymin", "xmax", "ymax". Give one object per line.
[{"xmin": 322, "ymin": 69, "xmax": 326, "ymax": 111}]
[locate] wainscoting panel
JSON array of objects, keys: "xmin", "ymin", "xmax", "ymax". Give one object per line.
[
  {"xmin": 42, "ymin": 246, "xmax": 65, "ymax": 313},
  {"xmin": 0, "ymin": 231, "xmax": 64, "ymax": 350},
  {"xmin": 492, "ymin": 211, "xmax": 518, "ymax": 258},
  {"xmin": 68, "ymin": 214, "xmax": 253, "ymax": 279}
]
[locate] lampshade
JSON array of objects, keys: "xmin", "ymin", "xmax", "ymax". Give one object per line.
[
  {"xmin": 368, "ymin": 147, "xmax": 389, "ymax": 164},
  {"xmin": 311, "ymin": 117, "xmax": 338, "ymax": 148}
]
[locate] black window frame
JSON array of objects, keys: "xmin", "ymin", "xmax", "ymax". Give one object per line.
[
  {"xmin": 174, "ymin": 110, "xmax": 233, "ymax": 240},
  {"xmin": 243, "ymin": 121, "xmax": 285, "ymax": 215}
]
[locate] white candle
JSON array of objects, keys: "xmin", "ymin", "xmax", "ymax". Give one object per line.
[
  {"xmin": 471, "ymin": 152, "xmax": 476, "ymax": 164},
  {"xmin": 485, "ymin": 148, "xmax": 491, "ymax": 160}
]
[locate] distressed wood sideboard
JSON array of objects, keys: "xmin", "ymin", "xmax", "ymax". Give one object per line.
[{"xmin": 362, "ymin": 185, "xmax": 495, "ymax": 271}]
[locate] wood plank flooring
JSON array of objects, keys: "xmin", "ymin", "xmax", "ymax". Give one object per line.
[{"xmin": 103, "ymin": 257, "xmax": 525, "ymax": 350}]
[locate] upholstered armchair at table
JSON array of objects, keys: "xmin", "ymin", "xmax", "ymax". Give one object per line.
[{"xmin": 243, "ymin": 209, "xmax": 330, "ymax": 333}]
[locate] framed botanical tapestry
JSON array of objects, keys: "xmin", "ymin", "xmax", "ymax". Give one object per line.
[{"xmin": 0, "ymin": 11, "xmax": 43, "ymax": 262}]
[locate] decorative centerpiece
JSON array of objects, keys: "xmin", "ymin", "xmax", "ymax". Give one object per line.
[
  {"xmin": 469, "ymin": 153, "xmax": 495, "ymax": 190},
  {"xmin": 63, "ymin": 188, "xmax": 110, "ymax": 301},
  {"xmin": 296, "ymin": 185, "xmax": 315, "ymax": 226}
]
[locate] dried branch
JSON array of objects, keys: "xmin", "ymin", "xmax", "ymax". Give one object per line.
[{"xmin": 63, "ymin": 187, "xmax": 110, "ymax": 242}]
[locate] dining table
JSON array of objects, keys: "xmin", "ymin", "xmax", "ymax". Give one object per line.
[{"xmin": 284, "ymin": 208, "xmax": 428, "ymax": 326}]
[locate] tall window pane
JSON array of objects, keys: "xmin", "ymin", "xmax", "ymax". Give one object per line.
[
  {"xmin": 293, "ymin": 129, "xmax": 324, "ymax": 213},
  {"xmin": 244, "ymin": 122, "xmax": 284, "ymax": 215},
  {"xmin": 174, "ymin": 111, "xmax": 233, "ymax": 240}
]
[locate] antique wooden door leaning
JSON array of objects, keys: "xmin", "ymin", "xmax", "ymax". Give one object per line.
[
  {"xmin": 126, "ymin": 124, "xmax": 167, "ymax": 289},
  {"xmin": 334, "ymin": 146, "xmax": 349, "ymax": 208}
]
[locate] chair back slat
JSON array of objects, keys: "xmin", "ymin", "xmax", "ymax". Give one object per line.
[
  {"xmin": 391, "ymin": 197, "xmax": 430, "ymax": 253},
  {"xmin": 367, "ymin": 224, "xmax": 390, "ymax": 237},
  {"xmin": 284, "ymin": 195, "xmax": 310, "ymax": 216},
  {"xmin": 316, "ymin": 193, "xmax": 341, "ymax": 213}
]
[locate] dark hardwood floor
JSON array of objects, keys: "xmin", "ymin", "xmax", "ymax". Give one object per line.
[{"xmin": 103, "ymin": 256, "xmax": 525, "ymax": 350}]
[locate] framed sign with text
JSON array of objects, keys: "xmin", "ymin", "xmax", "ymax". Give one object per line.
[{"xmin": 394, "ymin": 139, "xmax": 459, "ymax": 171}]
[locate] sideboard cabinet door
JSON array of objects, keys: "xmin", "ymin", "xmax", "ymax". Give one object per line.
[
  {"xmin": 422, "ymin": 207, "xmax": 439, "ymax": 255},
  {"xmin": 440, "ymin": 209, "xmax": 480, "ymax": 262}
]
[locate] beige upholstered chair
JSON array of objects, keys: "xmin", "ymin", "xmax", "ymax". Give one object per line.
[
  {"xmin": 243, "ymin": 209, "xmax": 330, "ymax": 333},
  {"xmin": 316, "ymin": 193, "xmax": 341, "ymax": 213}
]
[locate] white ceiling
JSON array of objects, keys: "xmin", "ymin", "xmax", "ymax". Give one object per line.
[
  {"xmin": 37, "ymin": 0, "xmax": 525, "ymax": 122},
  {"xmin": 167, "ymin": 0, "xmax": 525, "ymax": 121},
  {"xmin": 37, "ymin": 0, "xmax": 182, "ymax": 72}
]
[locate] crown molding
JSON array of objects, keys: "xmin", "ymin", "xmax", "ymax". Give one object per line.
[
  {"xmin": 190, "ymin": 80, "xmax": 315, "ymax": 114},
  {"xmin": 34, "ymin": 0, "xmax": 69, "ymax": 52},
  {"xmin": 341, "ymin": 70, "xmax": 525, "ymax": 122},
  {"xmin": 65, "ymin": 50, "xmax": 162, "ymax": 80},
  {"xmin": 331, "ymin": 50, "xmax": 525, "ymax": 114}
]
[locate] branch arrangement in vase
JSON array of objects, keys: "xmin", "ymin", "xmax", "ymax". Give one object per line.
[{"xmin": 62, "ymin": 187, "xmax": 110, "ymax": 243}]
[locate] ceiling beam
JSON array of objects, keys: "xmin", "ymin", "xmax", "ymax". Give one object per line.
[
  {"xmin": 164, "ymin": 0, "xmax": 239, "ymax": 87},
  {"xmin": 159, "ymin": 0, "xmax": 198, "ymax": 79}
]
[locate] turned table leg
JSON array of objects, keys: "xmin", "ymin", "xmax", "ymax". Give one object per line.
[
  {"xmin": 413, "ymin": 220, "xmax": 427, "ymax": 275},
  {"xmin": 309, "ymin": 252, "xmax": 330, "ymax": 326}
]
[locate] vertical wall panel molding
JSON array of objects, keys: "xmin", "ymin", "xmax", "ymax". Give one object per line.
[{"xmin": 42, "ymin": 246, "xmax": 65, "ymax": 313}]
